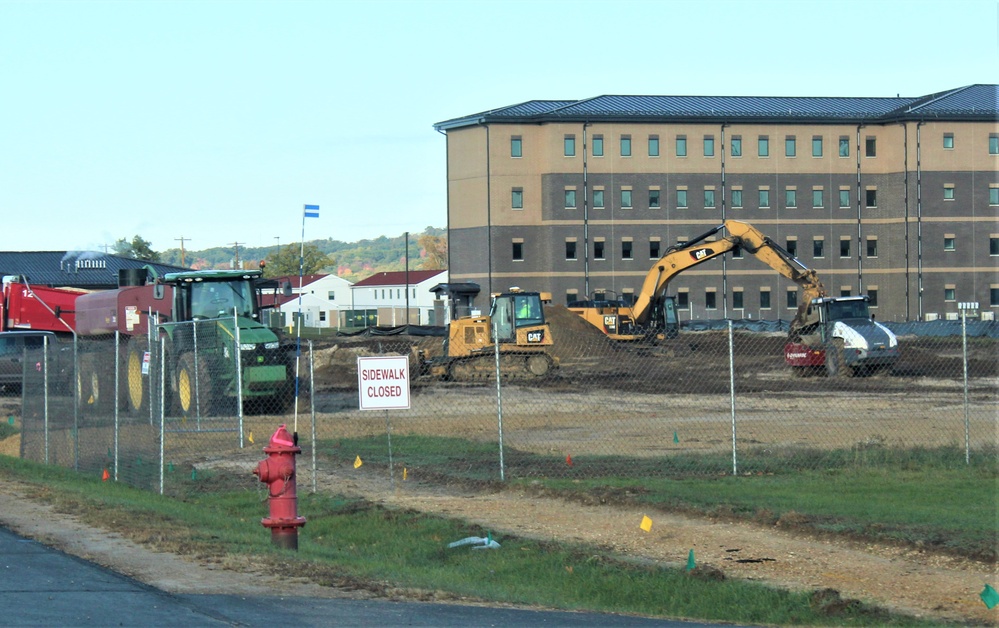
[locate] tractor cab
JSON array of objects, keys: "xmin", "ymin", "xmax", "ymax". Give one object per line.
[{"xmin": 489, "ymin": 290, "xmax": 548, "ymax": 345}]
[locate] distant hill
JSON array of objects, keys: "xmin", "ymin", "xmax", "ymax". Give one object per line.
[{"xmin": 157, "ymin": 227, "xmax": 446, "ymax": 281}]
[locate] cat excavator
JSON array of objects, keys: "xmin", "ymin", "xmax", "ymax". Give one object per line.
[{"xmin": 574, "ymin": 220, "xmax": 899, "ymax": 376}]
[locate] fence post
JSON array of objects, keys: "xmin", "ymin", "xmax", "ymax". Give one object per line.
[
  {"xmin": 43, "ymin": 334, "xmax": 49, "ymax": 465},
  {"xmin": 234, "ymin": 310, "xmax": 244, "ymax": 448},
  {"xmin": 114, "ymin": 331, "xmax": 120, "ymax": 482},
  {"xmin": 728, "ymin": 319, "xmax": 737, "ymax": 476},
  {"xmin": 309, "ymin": 339, "xmax": 317, "ymax": 494},
  {"xmin": 159, "ymin": 335, "xmax": 166, "ymax": 495},
  {"xmin": 72, "ymin": 335, "xmax": 79, "ymax": 472},
  {"xmin": 959, "ymin": 303, "xmax": 976, "ymax": 465},
  {"xmin": 493, "ymin": 323, "xmax": 505, "ymax": 481}
]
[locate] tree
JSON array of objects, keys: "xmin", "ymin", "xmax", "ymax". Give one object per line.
[
  {"xmin": 263, "ymin": 243, "xmax": 335, "ymax": 277},
  {"xmin": 418, "ymin": 233, "xmax": 448, "ymax": 270},
  {"xmin": 114, "ymin": 235, "xmax": 160, "ymax": 262}
]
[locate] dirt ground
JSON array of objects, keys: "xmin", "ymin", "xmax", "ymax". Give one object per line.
[{"xmin": 0, "ymin": 310, "xmax": 996, "ymax": 624}]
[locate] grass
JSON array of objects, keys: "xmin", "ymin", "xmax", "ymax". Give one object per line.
[
  {"xmin": 0, "ymin": 454, "xmax": 954, "ymax": 626},
  {"xmin": 321, "ymin": 435, "xmax": 998, "ymax": 561}
]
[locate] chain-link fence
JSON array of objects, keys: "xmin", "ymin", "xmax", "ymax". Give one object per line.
[{"xmin": 11, "ymin": 309, "xmax": 998, "ymax": 498}]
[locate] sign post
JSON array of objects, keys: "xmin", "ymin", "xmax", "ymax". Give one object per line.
[{"xmin": 357, "ymin": 356, "xmax": 410, "ymax": 489}]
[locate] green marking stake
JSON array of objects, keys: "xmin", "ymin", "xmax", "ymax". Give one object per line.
[
  {"xmin": 982, "ymin": 584, "xmax": 999, "ymax": 609},
  {"xmin": 686, "ymin": 549, "xmax": 696, "ymax": 571},
  {"xmin": 673, "ymin": 431, "xmax": 679, "ymax": 444},
  {"xmin": 168, "ymin": 462, "xmax": 174, "ymax": 473},
  {"xmin": 191, "ymin": 468, "xmax": 197, "ymax": 481},
  {"xmin": 7, "ymin": 416, "xmax": 14, "ymax": 426}
]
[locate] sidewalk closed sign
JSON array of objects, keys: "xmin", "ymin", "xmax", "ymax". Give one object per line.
[{"xmin": 357, "ymin": 355, "xmax": 410, "ymax": 410}]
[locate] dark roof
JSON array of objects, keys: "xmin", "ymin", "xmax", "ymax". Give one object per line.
[
  {"xmin": 351, "ymin": 270, "xmax": 446, "ymax": 287},
  {"xmin": 0, "ymin": 251, "xmax": 189, "ymax": 290},
  {"xmin": 435, "ymin": 85, "xmax": 998, "ymax": 129}
]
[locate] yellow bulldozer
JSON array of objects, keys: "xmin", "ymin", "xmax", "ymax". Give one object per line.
[{"xmin": 418, "ymin": 289, "xmax": 557, "ymax": 380}]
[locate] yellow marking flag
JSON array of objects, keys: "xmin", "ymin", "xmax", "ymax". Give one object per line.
[
  {"xmin": 640, "ymin": 515, "xmax": 653, "ymax": 532},
  {"xmin": 403, "ymin": 467, "xmax": 408, "ymax": 481},
  {"xmin": 354, "ymin": 455, "xmax": 363, "ymax": 469},
  {"xmin": 248, "ymin": 431, "xmax": 254, "ymax": 444}
]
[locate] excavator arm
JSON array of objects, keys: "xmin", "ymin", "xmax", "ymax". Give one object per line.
[{"xmin": 631, "ymin": 220, "xmax": 827, "ymax": 334}]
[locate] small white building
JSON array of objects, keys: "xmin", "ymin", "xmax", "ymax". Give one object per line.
[
  {"xmin": 266, "ymin": 274, "xmax": 354, "ymax": 328},
  {"xmin": 349, "ymin": 270, "xmax": 447, "ymax": 326}
]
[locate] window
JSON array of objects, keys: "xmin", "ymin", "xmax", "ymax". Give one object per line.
[
  {"xmin": 676, "ymin": 135, "xmax": 687, "ymax": 157},
  {"xmin": 867, "ymin": 237, "xmax": 878, "ymax": 258},
  {"xmin": 564, "ymin": 135, "xmax": 576, "ymax": 157},
  {"xmin": 785, "ymin": 188, "xmax": 797, "ymax": 208},
  {"xmin": 991, "ymin": 187, "xmax": 999, "ymax": 206},
  {"xmin": 868, "ymin": 289, "xmax": 878, "ymax": 308},
  {"xmin": 840, "ymin": 237, "xmax": 851, "ymax": 258},
  {"xmin": 327, "ymin": 291, "xmax": 336, "ymax": 300},
  {"xmin": 839, "ymin": 189, "xmax": 850, "ymax": 208},
  {"xmin": 622, "ymin": 240, "xmax": 633, "ymax": 260},
  {"xmin": 839, "ymin": 136, "xmax": 850, "ymax": 157},
  {"xmin": 565, "ymin": 291, "xmax": 578, "ymax": 306},
  {"xmin": 731, "ymin": 189, "xmax": 743, "ymax": 208},
  {"xmin": 943, "ymin": 133, "xmax": 954, "ymax": 149},
  {"xmin": 512, "ymin": 241, "xmax": 523, "ymax": 261},
  {"xmin": 565, "ymin": 240, "xmax": 577, "ymax": 260},
  {"xmin": 865, "ymin": 136, "xmax": 876, "ymax": 157},
  {"xmin": 592, "ymin": 135, "xmax": 604, "ymax": 156},
  {"xmin": 731, "ymin": 245, "xmax": 743, "ymax": 259},
  {"xmin": 677, "ymin": 189, "xmax": 688, "ymax": 208},
  {"xmin": 812, "ymin": 136, "xmax": 823, "ymax": 157},
  {"xmin": 865, "ymin": 188, "xmax": 877, "ymax": 208},
  {"xmin": 621, "ymin": 189, "xmax": 633, "ymax": 209},
  {"xmin": 650, "ymin": 239, "xmax": 661, "ymax": 258},
  {"xmin": 943, "ymin": 184, "xmax": 955, "ymax": 201},
  {"xmin": 812, "ymin": 189, "xmax": 824, "ymax": 209},
  {"xmin": 649, "ymin": 189, "xmax": 661, "ymax": 209},
  {"xmin": 944, "ymin": 287, "xmax": 956, "ymax": 302},
  {"xmin": 991, "ymin": 134, "xmax": 999, "ymax": 155},
  {"xmin": 992, "ymin": 287, "xmax": 999, "ymax": 307},
  {"xmin": 731, "ymin": 136, "xmax": 742, "ymax": 157},
  {"xmin": 704, "ymin": 189, "xmax": 716, "ymax": 208},
  {"xmin": 703, "ymin": 135, "xmax": 715, "ymax": 157},
  {"xmin": 648, "ymin": 135, "xmax": 659, "ymax": 157},
  {"xmin": 319, "ymin": 311, "xmax": 326, "ymax": 322},
  {"xmin": 732, "ymin": 289, "xmax": 744, "ymax": 310},
  {"xmin": 564, "ymin": 189, "xmax": 576, "ymax": 209},
  {"xmin": 944, "ymin": 235, "xmax": 955, "ymax": 251},
  {"xmin": 758, "ymin": 136, "xmax": 769, "ymax": 157},
  {"xmin": 839, "ymin": 287, "xmax": 852, "ymax": 298},
  {"xmin": 593, "ymin": 189, "xmax": 605, "ymax": 208},
  {"xmin": 787, "ymin": 289, "xmax": 798, "ymax": 309},
  {"xmin": 511, "ymin": 136, "xmax": 522, "ymax": 158},
  {"xmin": 705, "ymin": 290, "xmax": 717, "ymax": 310},
  {"xmin": 786, "ymin": 238, "xmax": 797, "ymax": 257},
  {"xmin": 990, "ymin": 236, "xmax": 999, "ymax": 256},
  {"xmin": 813, "ymin": 237, "xmax": 824, "ymax": 258},
  {"xmin": 785, "ymin": 136, "xmax": 796, "ymax": 157},
  {"xmin": 760, "ymin": 289, "xmax": 771, "ymax": 310},
  {"xmin": 511, "ymin": 188, "xmax": 523, "ymax": 209},
  {"xmin": 620, "ymin": 135, "xmax": 632, "ymax": 156},
  {"xmin": 594, "ymin": 240, "xmax": 605, "ymax": 260},
  {"xmin": 759, "ymin": 188, "xmax": 770, "ymax": 208},
  {"xmin": 677, "ymin": 290, "xmax": 689, "ymax": 309}
]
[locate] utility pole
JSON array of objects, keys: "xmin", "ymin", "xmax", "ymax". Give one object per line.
[
  {"xmin": 231, "ymin": 241, "xmax": 243, "ymax": 269},
  {"xmin": 274, "ymin": 236, "xmax": 280, "ymax": 251},
  {"xmin": 175, "ymin": 236, "xmax": 191, "ymax": 267}
]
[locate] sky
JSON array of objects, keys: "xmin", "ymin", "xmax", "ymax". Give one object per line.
[{"xmin": 1, "ymin": 0, "xmax": 996, "ymax": 255}]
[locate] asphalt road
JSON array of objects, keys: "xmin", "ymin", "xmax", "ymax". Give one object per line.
[{"xmin": 0, "ymin": 525, "xmax": 724, "ymax": 627}]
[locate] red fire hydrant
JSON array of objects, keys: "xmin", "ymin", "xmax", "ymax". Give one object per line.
[{"xmin": 253, "ymin": 424, "xmax": 306, "ymax": 550}]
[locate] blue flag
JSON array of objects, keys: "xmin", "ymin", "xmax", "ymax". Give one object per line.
[{"xmin": 304, "ymin": 204, "xmax": 319, "ymax": 218}]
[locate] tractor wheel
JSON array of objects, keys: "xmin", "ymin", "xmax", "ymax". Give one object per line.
[
  {"xmin": 177, "ymin": 352, "xmax": 212, "ymax": 418},
  {"xmin": 125, "ymin": 337, "xmax": 150, "ymax": 414}
]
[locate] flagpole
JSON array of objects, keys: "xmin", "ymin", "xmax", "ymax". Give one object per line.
[{"xmin": 295, "ymin": 204, "xmax": 320, "ymax": 436}]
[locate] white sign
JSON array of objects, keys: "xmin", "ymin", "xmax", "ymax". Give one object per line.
[{"xmin": 357, "ymin": 355, "xmax": 410, "ymax": 411}]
